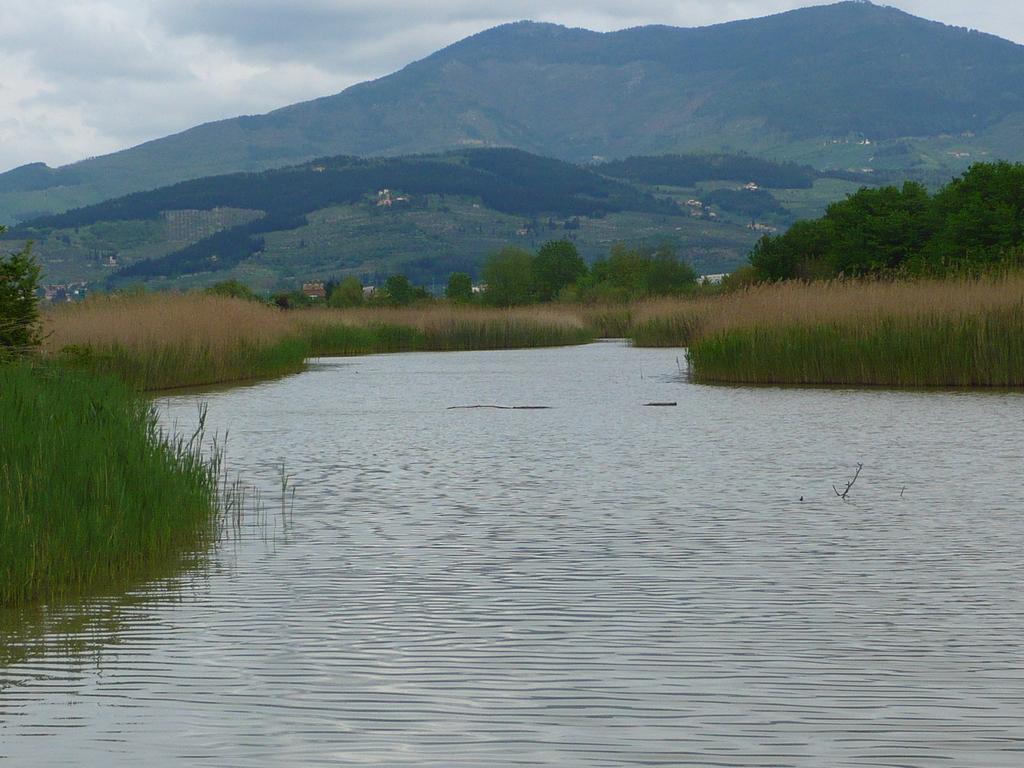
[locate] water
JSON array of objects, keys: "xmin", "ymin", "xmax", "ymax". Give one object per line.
[{"xmin": 3, "ymin": 342, "xmax": 1024, "ymax": 766}]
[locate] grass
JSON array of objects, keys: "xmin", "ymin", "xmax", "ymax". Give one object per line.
[{"xmin": 0, "ymin": 363, "xmax": 221, "ymax": 607}]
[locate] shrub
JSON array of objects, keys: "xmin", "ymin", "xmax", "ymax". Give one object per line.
[{"xmin": 0, "ymin": 229, "xmax": 42, "ymax": 358}]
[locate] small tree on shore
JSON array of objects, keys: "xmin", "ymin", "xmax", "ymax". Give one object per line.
[{"xmin": 0, "ymin": 228, "xmax": 42, "ymax": 358}]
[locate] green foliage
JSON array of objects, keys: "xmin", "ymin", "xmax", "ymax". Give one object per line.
[
  {"xmin": 329, "ymin": 275, "xmax": 365, "ymax": 308},
  {"xmin": 533, "ymin": 240, "xmax": 587, "ymax": 301},
  {"xmin": 383, "ymin": 274, "xmax": 417, "ymax": 306},
  {"xmin": 750, "ymin": 164, "xmax": 1024, "ymax": 280},
  {"xmin": 0, "ymin": 364, "xmax": 220, "ymax": 606},
  {"xmin": 576, "ymin": 243, "xmax": 697, "ymax": 302},
  {"xmin": 480, "ymin": 246, "xmax": 536, "ymax": 307},
  {"xmin": 923, "ymin": 162, "xmax": 1024, "ymax": 270},
  {"xmin": 0, "ymin": 229, "xmax": 42, "ymax": 357},
  {"xmin": 445, "ymin": 272, "xmax": 474, "ymax": 303},
  {"xmin": 205, "ymin": 279, "xmax": 261, "ymax": 301}
]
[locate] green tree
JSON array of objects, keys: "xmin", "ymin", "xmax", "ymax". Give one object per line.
[
  {"xmin": 384, "ymin": 274, "xmax": 416, "ymax": 306},
  {"xmin": 445, "ymin": 272, "xmax": 474, "ymax": 303},
  {"xmin": 0, "ymin": 229, "xmax": 42, "ymax": 357},
  {"xmin": 205, "ymin": 279, "xmax": 259, "ymax": 301},
  {"xmin": 643, "ymin": 245, "xmax": 697, "ymax": 296},
  {"xmin": 329, "ymin": 275, "xmax": 365, "ymax": 308},
  {"xmin": 533, "ymin": 240, "xmax": 587, "ymax": 301},
  {"xmin": 480, "ymin": 246, "xmax": 536, "ymax": 307}
]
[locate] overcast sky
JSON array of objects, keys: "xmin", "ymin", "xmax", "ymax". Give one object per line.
[{"xmin": 1, "ymin": 0, "xmax": 1020, "ymax": 173}]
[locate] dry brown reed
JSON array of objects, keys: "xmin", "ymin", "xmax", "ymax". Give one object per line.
[
  {"xmin": 44, "ymin": 292, "xmax": 296, "ymax": 352},
  {"xmin": 43, "ymin": 293, "xmax": 307, "ymax": 390},
  {"xmin": 43, "ymin": 294, "xmax": 594, "ymax": 389},
  {"xmin": 629, "ymin": 274, "xmax": 1024, "ymax": 346}
]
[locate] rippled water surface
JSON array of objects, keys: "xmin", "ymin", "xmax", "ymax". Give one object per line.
[{"xmin": 3, "ymin": 342, "xmax": 1024, "ymax": 766}]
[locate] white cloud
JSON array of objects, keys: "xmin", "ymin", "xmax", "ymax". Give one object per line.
[{"xmin": 0, "ymin": 0, "xmax": 1021, "ymax": 172}]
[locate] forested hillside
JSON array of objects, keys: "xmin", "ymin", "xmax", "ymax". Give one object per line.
[{"xmin": 2, "ymin": 1, "xmax": 1024, "ymax": 223}]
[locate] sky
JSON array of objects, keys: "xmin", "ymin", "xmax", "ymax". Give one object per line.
[{"xmin": 1, "ymin": 0, "xmax": 1020, "ymax": 173}]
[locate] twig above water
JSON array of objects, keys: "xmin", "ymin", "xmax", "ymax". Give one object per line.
[{"xmin": 833, "ymin": 463, "xmax": 864, "ymax": 501}]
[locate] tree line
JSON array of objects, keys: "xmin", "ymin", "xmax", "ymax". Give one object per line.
[
  {"xmin": 257, "ymin": 240, "xmax": 700, "ymax": 309},
  {"xmin": 748, "ymin": 162, "xmax": 1024, "ymax": 280}
]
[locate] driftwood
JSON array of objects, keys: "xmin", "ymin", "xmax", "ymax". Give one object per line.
[
  {"xmin": 643, "ymin": 402, "xmax": 678, "ymax": 407},
  {"xmin": 833, "ymin": 463, "xmax": 863, "ymax": 500},
  {"xmin": 447, "ymin": 405, "xmax": 552, "ymax": 410}
]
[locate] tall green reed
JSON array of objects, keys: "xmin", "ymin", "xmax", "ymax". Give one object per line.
[
  {"xmin": 0, "ymin": 364, "xmax": 222, "ymax": 606},
  {"xmin": 688, "ymin": 305, "xmax": 1024, "ymax": 387}
]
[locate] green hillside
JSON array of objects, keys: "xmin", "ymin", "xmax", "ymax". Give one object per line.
[
  {"xmin": 4, "ymin": 150, "xmax": 861, "ymax": 290},
  {"xmin": 2, "ymin": 1, "xmax": 1023, "ymax": 223}
]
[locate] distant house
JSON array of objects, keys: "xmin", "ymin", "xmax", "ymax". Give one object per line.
[
  {"xmin": 742, "ymin": 182, "xmax": 760, "ymax": 191},
  {"xmin": 362, "ymin": 285, "xmax": 376, "ymax": 298},
  {"xmin": 302, "ymin": 281, "xmax": 327, "ymax": 300}
]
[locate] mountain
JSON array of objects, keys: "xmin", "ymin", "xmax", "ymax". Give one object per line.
[
  {"xmin": 3, "ymin": 1, "xmax": 1024, "ymax": 224},
  {"xmin": 3, "ymin": 150, "xmax": 836, "ymax": 289}
]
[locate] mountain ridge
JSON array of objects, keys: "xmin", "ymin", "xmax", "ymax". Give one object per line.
[{"xmin": 2, "ymin": 1, "xmax": 1023, "ymax": 223}]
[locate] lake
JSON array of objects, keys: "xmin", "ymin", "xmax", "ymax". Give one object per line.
[{"xmin": 2, "ymin": 341, "xmax": 1024, "ymax": 766}]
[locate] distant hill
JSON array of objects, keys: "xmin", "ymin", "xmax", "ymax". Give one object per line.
[
  {"xmin": 4, "ymin": 150, "xmax": 841, "ymax": 288},
  {"xmin": 3, "ymin": 1, "xmax": 1024, "ymax": 223}
]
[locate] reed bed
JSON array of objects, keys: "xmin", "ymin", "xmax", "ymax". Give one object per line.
[
  {"xmin": 44, "ymin": 295, "xmax": 594, "ymax": 389},
  {"xmin": 689, "ymin": 307, "xmax": 1024, "ymax": 386},
  {"xmin": 629, "ymin": 274, "xmax": 1024, "ymax": 386},
  {"xmin": 629, "ymin": 274, "xmax": 1024, "ymax": 348},
  {"xmin": 45, "ymin": 293, "xmax": 308, "ymax": 390},
  {"xmin": 0, "ymin": 364, "xmax": 220, "ymax": 607},
  {"xmin": 298, "ymin": 305, "xmax": 593, "ymax": 355}
]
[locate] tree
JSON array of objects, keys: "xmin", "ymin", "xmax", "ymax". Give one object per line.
[
  {"xmin": 384, "ymin": 274, "xmax": 416, "ymax": 306},
  {"xmin": 445, "ymin": 272, "xmax": 474, "ymax": 303},
  {"xmin": 0, "ymin": 229, "xmax": 42, "ymax": 357},
  {"xmin": 643, "ymin": 245, "xmax": 697, "ymax": 296},
  {"xmin": 533, "ymin": 240, "xmax": 587, "ymax": 301},
  {"xmin": 480, "ymin": 246, "xmax": 536, "ymax": 307},
  {"xmin": 329, "ymin": 275, "xmax": 364, "ymax": 308},
  {"xmin": 205, "ymin": 279, "xmax": 260, "ymax": 301}
]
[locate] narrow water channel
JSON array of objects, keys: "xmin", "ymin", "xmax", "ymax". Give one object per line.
[{"xmin": 3, "ymin": 342, "xmax": 1023, "ymax": 767}]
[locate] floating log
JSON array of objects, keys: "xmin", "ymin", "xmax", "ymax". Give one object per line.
[
  {"xmin": 643, "ymin": 402, "xmax": 678, "ymax": 407},
  {"xmin": 447, "ymin": 405, "xmax": 552, "ymax": 410}
]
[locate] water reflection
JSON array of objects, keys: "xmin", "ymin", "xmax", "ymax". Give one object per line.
[{"xmin": 2, "ymin": 343, "xmax": 1024, "ymax": 767}]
